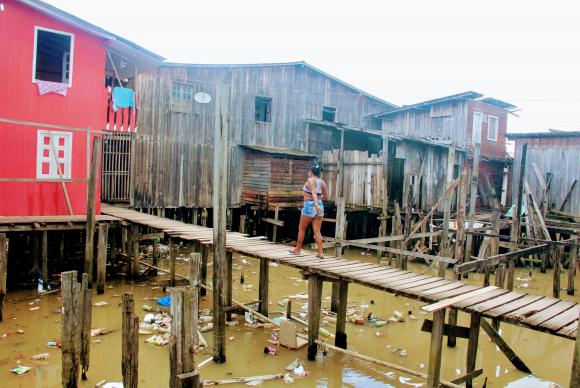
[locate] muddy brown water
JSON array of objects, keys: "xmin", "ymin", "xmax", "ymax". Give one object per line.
[{"xmin": 0, "ymin": 246, "xmax": 576, "ymax": 387}]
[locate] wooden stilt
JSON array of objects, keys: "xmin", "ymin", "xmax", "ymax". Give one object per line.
[
  {"xmin": 568, "ymin": 236, "xmax": 578, "ymax": 296},
  {"xmin": 480, "ymin": 318, "xmax": 531, "ymax": 373},
  {"xmin": 570, "ymin": 310, "xmax": 580, "ymax": 388},
  {"xmin": 427, "ymin": 308, "xmax": 446, "ymax": 388},
  {"xmin": 554, "ymin": 245, "xmax": 562, "ymax": 298},
  {"xmin": 465, "ymin": 141, "xmax": 481, "ymax": 267},
  {"xmin": 169, "ymin": 238, "xmax": 176, "ymax": 287},
  {"xmin": 334, "ymin": 280, "xmax": 349, "ymax": 349},
  {"xmin": 200, "ymin": 244, "xmax": 209, "ymax": 297},
  {"xmin": 130, "ymin": 225, "xmax": 140, "ymax": 278},
  {"xmin": 0, "ymin": 234, "xmax": 7, "ymax": 322},
  {"xmin": 189, "ymin": 252, "xmax": 201, "ymax": 348},
  {"xmin": 41, "ymin": 230, "xmax": 48, "ymax": 289},
  {"xmin": 85, "ymin": 137, "xmax": 102, "ymax": 287},
  {"xmin": 258, "ymin": 258, "xmax": 269, "ymax": 317},
  {"xmin": 169, "ymin": 286, "xmax": 199, "ymax": 388},
  {"xmin": 212, "ymin": 81, "xmax": 229, "ymax": 364},
  {"xmin": 121, "ymin": 226, "xmax": 128, "ymax": 260},
  {"xmin": 152, "ymin": 234, "xmax": 159, "ymax": 276},
  {"xmin": 272, "ymin": 206, "xmax": 279, "ymax": 242},
  {"xmin": 61, "ymin": 271, "xmax": 82, "ymax": 388},
  {"xmin": 226, "ymin": 251, "xmax": 233, "ymax": 321},
  {"xmin": 239, "ymin": 214, "xmax": 246, "ymax": 234},
  {"xmin": 447, "ymin": 308, "xmax": 458, "ymax": 348},
  {"xmin": 96, "ymin": 224, "xmax": 108, "ymax": 294},
  {"xmin": 509, "ymin": 143, "xmax": 528, "ymax": 280},
  {"xmin": 465, "ymin": 313, "xmax": 481, "ymax": 388},
  {"xmin": 80, "ymin": 273, "xmax": 92, "ymax": 380},
  {"xmin": 122, "ymin": 293, "xmax": 139, "ymax": 388},
  {"xmin": 59, "ymin": 232, "xmax": 65, "ymax": 268},
  {"xmin": 332, "ymin": 197, "xmax": 346, "ymax": 313},
  {"xmin": 307, "ymin": 274, "xmax": 323, "ymax": 361},
  {"xmin": 33, "ymin": 233, "xmax": 39, "ymax": 285}
]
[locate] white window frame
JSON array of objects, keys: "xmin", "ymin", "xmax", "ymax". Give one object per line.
[
  {"xmin": 32, "ymin": 26, "xmax": 75, "ymax": 87},
  {"xmin": 36, "ymin": 130, "xmax": 73, "ymax": 180},
  {"xmin": 472, "ymin": 111, "xmax": 482, "ymax": 144},
  {"xmin": 487, "ymin": 115, "xmax": 499, "ymax": 142}
]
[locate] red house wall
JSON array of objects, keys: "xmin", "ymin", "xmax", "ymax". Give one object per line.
[
  {"xmin": 466, "ymin": 100, "xmax": 508, "ymax": 160},
  {"xmin": 0, "ymin": 0, "xmax": 106, "ymax": 216}
]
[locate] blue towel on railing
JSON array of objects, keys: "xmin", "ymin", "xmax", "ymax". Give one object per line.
[{"xmin": 112, "ymin": 87, "xmax": 135, "ymax": 111}]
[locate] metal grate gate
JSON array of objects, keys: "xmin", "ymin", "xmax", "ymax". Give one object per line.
[{"xmin": 101, "ymin": 132, "xmax": 132, "ymax": 203}]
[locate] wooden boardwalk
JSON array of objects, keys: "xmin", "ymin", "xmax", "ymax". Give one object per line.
[{"xmin": 102, "ymin": 205, "xmax": 578, "ymax": 340}]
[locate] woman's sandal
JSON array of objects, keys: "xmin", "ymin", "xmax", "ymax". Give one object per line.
[
  {"xmin": 316, "ymin": 254, "xmax": 324, "ymax": 258},
  {"xmin": 289, "ymin": 249, "xmax": 301, "ymax": 255}
]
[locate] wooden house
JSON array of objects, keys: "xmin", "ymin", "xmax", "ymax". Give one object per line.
[
  {"xmin": 0, "ymin": 0, "xmax": 163, "ymax": 216},
  {"xmin": 132, "ymin": 62, "xmax": 398, "ymax": 211},
  {"xmin": 370, "ymin": 92, "xmax": 517, "ymax": 206},
  {"xmin": 241, "ymin": 145, "xmax": 314, "ymax": 209},
  {"xmin": 507, "ymin": 130, "xmax": 580, "ymax": 216}
]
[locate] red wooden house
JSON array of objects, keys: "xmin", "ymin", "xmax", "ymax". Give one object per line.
[{"xmin": 0, "ymin": 0, "xmax": 163, "ymax": 216}]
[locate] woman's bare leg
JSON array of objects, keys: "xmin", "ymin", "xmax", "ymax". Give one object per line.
[
  {"xmin": 311, "ymin": 216, "xmax": 324, "ymax": 256},
  {"xmin": 294, "ymin": 215, "xmax": 313, "ymax": 252}
]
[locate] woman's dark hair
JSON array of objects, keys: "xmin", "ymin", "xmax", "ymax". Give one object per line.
[{"xmin": 310, "ymin": 164, "xmax": 321, "ymax": 177}]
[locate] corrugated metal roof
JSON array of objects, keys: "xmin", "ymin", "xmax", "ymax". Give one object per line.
[
  {"xmin": 240, "ymin": 145, "xmax": 315, "ymax": 158},
  {"xmin": 506, "ymin": 130, "xmax": 580, "ymax": 139},
  {"xmin": 16, "ymin": 0, "xmax": 165, "ymax": 61},
  {"xmin": 163, "ymin": 61, "xmax": 398, "ymax": 108},
  {"xmin": 369, "ymin": 91, "xmax": 483, "ymax": 118}
]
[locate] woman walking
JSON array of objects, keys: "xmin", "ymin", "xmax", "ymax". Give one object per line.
[{"xmin": 290, "ymin": 163, "xmax": 329, "ymax": 258}]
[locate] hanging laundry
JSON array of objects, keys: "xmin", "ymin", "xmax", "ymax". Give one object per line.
[
  {"xmin": 37, "ymin": 80, "xmax": 68, "ymax": 96},
  {"xmin": 112, "ymin": 86, "xmax": 135, "ymax": 111}
]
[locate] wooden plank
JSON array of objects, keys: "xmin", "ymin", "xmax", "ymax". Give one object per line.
[
  {"xmin": 521, "ymin": 300, "xmax": 576, "ymax": 326},
  {"xmin": 417, "ymin": 282, "xmax": 467, "ymax": 298},
  {"xmin": 427, "ymin": 284, "xmax": 482, "ymax": 301},
  {"xmin": 455, "ymin": 244, "xmax": 551, "ymax": 274},
  {"xmin": 560, "ymin": 179, "xmax": 577, "ymax": 211},
  {"xmin": 484, "ymin": 295, "xmax": 545, "ymax": 318},
  {"xmin": 540, "ymin": 305, "xmax": 580, "ymax": 332},
  {"xmin": 422, "ymin": 286, "xmax": 498, "ymax": 312},
  {"xmin": 505, "ymin": 297, "xmax": 560, "ymax": 320},
  {"xmin": 454, "ymin": 288, "xmax": 510, "ymax": 309},
  {"xmin": 421, "ymin": 319, "xmax": 470, "ymax": 339},
  {"xmin": 403, "ymin": 279, "xmax": 454, "ymax": 293},
  {"xmin": 468, "ymin": 292, "xmax": 527, "ymax": 314}
]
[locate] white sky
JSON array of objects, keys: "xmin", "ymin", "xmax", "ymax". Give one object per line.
[{"xmin": 47, "ymin": 0, "xmax": 580, "ymax": 133}]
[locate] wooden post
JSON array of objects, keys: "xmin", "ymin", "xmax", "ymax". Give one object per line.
[
  {"xmin": 200, "ymin": 244, "xmax": 209, "ymax": 297},
  {"xmin": 226, "ymin": 251, "xmax": 233, "ymax": 321},
  {"xmin": 96, "ymin": 224, "xmax": 108, "ymax": 294},
  {"xmin": 569, "ymin": 236, "xmax": 578, "ymax": 296},
  {"xmin": 554, "ymin": 245, "xmax": 562, "ymax": 298},
  {"xmin": 169, "ymin": 286, "xmax": 199, "ymax": 388},
  {"xmin": 332, "ymin": 197, "xmax": 346, "ymax": 313},
  {"xmin": 427, "ymin": 308, "xmax": 446, "ymax": 388},
  {"xmin": 189, "ymin": 252, "xmax": 201, "ymax": 347},
  {"xmin": 465, "ymin": 313, "xmax": 481, "ymax": 388},
  {"xmin": 61, "ymin": 271, "xmax": 82, "ymax": 388},
  {"xmin": 122, "ymin": 293, "xmax": 139, "ymax": 388},
  {"xmin": 259, "ymin": 258, "xmax": 269, "ymax": 317},
  {"xmin": 0, "ymin": 234, "xmax": 7, "ymax": 322},
  {"xmin": 239, "ymin": 214, "xmax": 246, "ymax": 234},
  {"xmin": 272, "ymin": 206, "xmax": 279, "ymax": 242},
  {"xmin": 439, "ymin": 147, "xmax": 455, "ymax": 272},
  {"xmin": 493, "ymin": 263, "xmax": 506, "ymax": 331},
  {"xmin": 33, "ymin": 233, "xmax": 39, "ymax": 285},
  {"xmin": 80, "ymin": 273, "xmax": 92, "ymax": 380},
  {"xmin": 212, "ymin": 81, "xmax": 229, "ymax": 364},
  {"xmin": 447, "ymin": 308, "xmax": 458, "ymax": 348},
  {"xmin": 570, "ymin": 310, "xmax": 580, "ymax": 388},
  {"xmin": 41, "ymin": 230, "xmax": 48, "ymax": 290},
  {"xmin": 152, "ymin": 234, "xmax": 159, "ymax": 276},
  {"xmin": 334, "ymin": 280, "xmax": 349, "ymax": 349},
  {"xmin": 307, "ymin": 274, "xmax": 323, "ymax": 361},
  {"xmin": 169, "ymin": 238, "xmax": 176, "ymax": 287},
  {"xmin": 480, "ymin": 318, "xmax": 531, "ymax": 373},
  {"xmin": 85, "ymin": 136, "xmax": 102, "ymax": 287},
  {"xmin": 378, "ymin": 137, "xmax": 389, "ymax": 260},
  {"xmin": 59, "ymin": 232, "xmax": 66, "ymax": 268},
  {"xmin": 466, "ymin": 141, "xmax": 481, "ymax": 265},
  {"xmin": 286, "ymin": 299, "xmax": 293, "ymax": 319},
  {"xmin": 510, "ymin": 143, "xmax": 528, "ymax": 277},
  {"xmin": 121, "ymin": 226, "xmax": 128, "ymax": 260}
]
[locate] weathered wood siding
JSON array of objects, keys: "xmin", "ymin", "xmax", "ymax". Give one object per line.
[
  {"xmin": 133, "ymin": 64, "xmax": 393, "ymax": 208},
  {"xmin": 513, "ymin": 137, "xmax": 580, "ymax": 215},
  {"xmin": 382, "ymin": 101, "xmax": 469, "ymax": 149}
]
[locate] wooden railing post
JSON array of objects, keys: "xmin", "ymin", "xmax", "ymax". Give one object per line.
[{"xmin": 122, "ymin": 293, "xmax": 139, "ymax": 388}]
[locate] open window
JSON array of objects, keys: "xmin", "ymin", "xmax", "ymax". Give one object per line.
[
  {"xmin": 33, "ymin": 27, "xmax": 74, "ymax": 85},
  {"xmin": 36, "ymin": 130, "xmax": 73, "ymax": 180},
  {"xmin": 322, "ymin": 106, "xmax": 336, "ymax": 123},
  {"xmin": 255, "ymin": 96, "xmax": 272, "ymax": 122}
]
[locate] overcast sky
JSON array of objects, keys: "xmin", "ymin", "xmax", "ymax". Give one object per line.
[{"xmin": 48, "ymin": 0, "xmax": 580, "ymax": 133}]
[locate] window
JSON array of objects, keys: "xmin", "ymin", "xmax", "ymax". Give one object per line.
[
  {"xmin": 488, "ymin": 115, "xmax": 499, "ymax": 141},
  {"xmin": 472, "ymin": 111, "xmax": 482, "ymax": 143},
  {"xmin": 255, "ymin": 96, "xmax": 272, "ymax": 122},
  {"xmin": 172, "ymin": 82, "xmax": 192, "ymax": 101},
  {"xmin": 36, "ymin": 130, "xmax": 72, "ymax": 179},
  {"xmin": 322, "ymin": 106, "xmax": 336, "ymax": 122},
  {"xmin": 33, "ymin": 27, "xmax": 74, "ymax": 85}
]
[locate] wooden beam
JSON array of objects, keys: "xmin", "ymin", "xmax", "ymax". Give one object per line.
[
  {"xmin": 259, "ymin": 258, "xmax": 269, "ymax": 317},
  {"xmin": 421, "ymin": 287, "xmax": 498, "ymax": 313},
  {"xmin": 41, "ymin": 230, "xmax": 48, "ymax": 290},
  {"xmin": 169, "ymin": 286, "xmax": 199, "ymax": 388},
  {"xmin": 439, "ymin": 147, "xmax": 456, "ymax": 263},
  {"xmin": 334, "ymin": 280, "xmax": 349, "ymax": 349},
  {"xmin": 560, "ymin": 180, "xmax": 577, "ymax": 211},
  {"xmin": 84, "ymin": 137, "xmax": 102, "ymax": 287},
  {"xmin": 261, "ymin": 217, "xmax": 284, "ymax": 228},
  {"xmin": 568, "ymin": 236, "xmax": 578, "ymax": 296},
  {"xmin": 451, "ymin": 369, "xmax": 483, "ymax": 385},
  {"xmin": 554, "ymin": 245, "xmax": 562, "ymax": 298},
  {"xmin": 420, "ymin": 319, "xmax": 470, "ymax": 339},
  {"xmin": 200, "ymin": 244, "xmax": 209, "ymax": 297},
  {"xmin": 480, "ymin": 318, "xmax": 531, "ymax": 373},
  {"xmin": 570, "ymin": 310, "xmax": 580, "ymax": 388},
  {"xmin": 49, "ymin": 135, "xmax": 74, "ymax": 216},
  {"xmin": 272, "ymin": 206, "xmax": 279, "ymax": 242},
  {"xmin": 96, "ymin": 224, "xmax": 108, "ymax": 294},
  {"xmin": 61, "ymin": 271, "xmax": 82, "ymax": 387},
  {"xmin": 80, "ymin": 273, "xmax": 92, "ymax": 380},
  {"xmin": 455, "ymin": 244, "xmax": 551, "ymax": 274},
  {"xmin": 427, "ymin": 309, "xmax": 446, "ymax": 388},
  {"xmin": 122, "ymin": 293, "xmax": 139, "ymax": 388},
  {"xmin": 465, "ymin": 313, "xmax": 481, "ymax": 388},
  {"xmin": 169, "ymin": 238, "xmax": 176, "ymax": 287},
  {"xmin": 307, "ymin": 275, "xmax": 323, "ymax": 361},
  {"xmin": 130, "ymin": 232, "xmax": 164, "ymax": 242}
]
